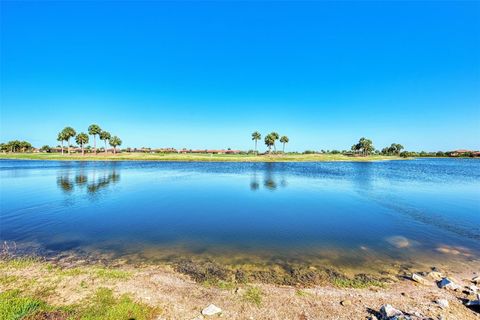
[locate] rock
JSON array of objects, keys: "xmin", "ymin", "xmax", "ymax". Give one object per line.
[
  {"xmin": 386, "ymin": 236, "xmax": 410, "ymax": 248},
  {"xmin": 472, "ymin": 276, "xmax": 480, "ymax": 284},
  {"xmin": 340, "ymin": 299, "xmax": 352, "ymax": 306},
  {"xmin": 435, "ymin": 299, "xmax": 449, "ymax": 309},
  {"xmin": 468, "ymin": 284, "xmax": 479, "ymax": 294},
  {"xmin": 411, "ymin": 273, "xmax": 427, "ymax": 285},
  {"xmin": 201, "ymin": 304, "xmax": 222, "ymax": 316},
  {"xmin": 426, "ymin": 271, "xmax": 443, "ymax": 281},
  {"xmin": 437, "ymin": 277, "xmax": 461, "ymax": 290},
  {"xmin": 379, "ymin": 304, "xmax": 404, "ymax": 319},
  {"xmin": 465, "ymin": 294, "xmax": 480, "ymax": 307}
]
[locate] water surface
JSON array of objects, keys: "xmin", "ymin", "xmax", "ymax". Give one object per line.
[{"xmin": 1, "ymin": 159, "xmax": 479, "ymax": 268}]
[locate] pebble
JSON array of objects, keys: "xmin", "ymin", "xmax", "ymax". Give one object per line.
[
  {"xmin": 411, "ymin": 273, "xmax": 427, "ymax": 285},
  {"xmin": 340, "ymin": 299, "xmax": 352, "ymax": 306},
  {"xmin": 202, "ymin": 304, "xmax": 222, "ymax": 316},
  {"xmin": 435, "ymin": 299, "xmax": 449, "ymax": 309}
]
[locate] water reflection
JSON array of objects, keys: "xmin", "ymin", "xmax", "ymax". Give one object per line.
[
  {"xmin": 57, "ymin": 170, "xmax": 120, "ymax": 195},
  {"xmin": 250, "ymin": 163, "xmax": 288, "ymax": 191},
  {"xmin": 57, "ymin": 175, "xmax": 74, "ymax": 193}
]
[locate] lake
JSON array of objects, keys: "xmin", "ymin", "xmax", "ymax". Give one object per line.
[{"xmin": 1, "ymin": 159, "xmax": 479, "ymax": 270}]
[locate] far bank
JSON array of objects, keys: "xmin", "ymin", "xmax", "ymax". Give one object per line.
[{"xmin": 0, "ymin": 152, "xmax": 406, "ymax": 162}]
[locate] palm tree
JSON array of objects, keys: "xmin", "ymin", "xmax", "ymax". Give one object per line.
[
  {"xmin": 264, "ymin": 134, "xmax": 275, "ymax": 153},
  {"xmin": 251, "ymin": 131, "xmax": 261, "ymax": 155},
  {"xmin": 61, "ymin": 127, "xmax": 76, "ymax": 155},
  {"xmin": 270, "ymin": 132, "xmax": 279, "ymax": 152},
  {"xmin": 57, "ymin": 132, "xmax": 66, "ymax": 155},
  {"xmin": 75, "ymin": 133, "xmax": 89, "ymax": 156},
  {"xmin": 280, "ymin": 136, "xmax": 289, "ymax": 153},
  {"xmin": 109, "ymin": 136, "xmax": 122, "ymax": 154},
  {"xmin": 99, "ymin": 131, "xmax": 111, "ymax": 154},
  {"xmin": 88, "ymin": 124, "xmax": 102, "ymax": 154}
]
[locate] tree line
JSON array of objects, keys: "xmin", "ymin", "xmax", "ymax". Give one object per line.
[
  {"xmin": 56, "ymin": 124, "xmax": 122, "ymax": 155},
  {"xmin": 251, "ymin": 131, "xmax": 289, "ymax": 154},
  {"xmin": 0, "ymin": 140, "xmax": 33, "ymax": 153}
]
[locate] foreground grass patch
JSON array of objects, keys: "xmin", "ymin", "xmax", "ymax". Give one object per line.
[
  {"xmin": 0, "ymin": 290, "xmax": 44, "ymax": 320},
  {"xmin": 0, "ymin": 288, "xmax": 159, "ymax": 320},
  {"xmin": 79, "ymin": 288, "xmax": 158, "ymax": 320},
  {"xmin": 243, "ymin": 287, "xmax": 263, "ymax": 306},
  {"xmin": 94, "ymin": 268, "xmax": 131, "ymax": 280}
]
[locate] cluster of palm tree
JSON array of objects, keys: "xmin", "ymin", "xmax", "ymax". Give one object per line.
[
  {"xmin": 0, "ymin": 140, "xmax": 32, "ymax": 153},
  {"xmin": 351, "ymin": 137, "xmax": 374, "ymax": 156},
  {"xmin": 381, "ymin": 143, "xmax": 404, "ymax": 155},
  {"xmin": 251, "ymin": 131, "xmax": 289, "ymax": 154},
  {"xmin": 57, "ymin": 124, "xmax": 122, "ymax": 155}
]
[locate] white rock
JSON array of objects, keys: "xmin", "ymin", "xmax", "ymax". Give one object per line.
[
  {"xmin": 411, "ymin": 273, "xmax": 427, "ymax": 284},
  {"xmin": 202, "ymin": 304, "xmax": 222, "ymax": 316},
  {"xmin": 435, "ymin": 299, "xmax": 449, "ymax": 309},
  {"xmin": 380, "ymin": 304, "xmax": 403, "ymax": 318},
  {"xmin": 438, "ymin": 277, "xmax": 461, "ymax": 290},
  {"xmin": 468, "ymin": 285, "xmax": 479, "ymax": 293},
  {"xmin": 472, "ymin": 276, "xmax": 480, "ymax": 284}
]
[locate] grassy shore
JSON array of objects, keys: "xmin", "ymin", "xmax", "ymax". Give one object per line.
[
  {"xmin": 0, "ymin": 152, "xmax": 404, "ymax": 162},
  {"xmin": 1, "ymin": 257, "xmax": 478, "ymax": 319}
]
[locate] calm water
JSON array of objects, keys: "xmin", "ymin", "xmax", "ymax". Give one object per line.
[{"xmin": 1, "ymin": 159, "xmax": 479, "ymax": 267}]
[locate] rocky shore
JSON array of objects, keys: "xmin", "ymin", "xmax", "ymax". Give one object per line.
[{"xmin": 0, "ymin": 253, "xmax": 479, "ymax": 320}]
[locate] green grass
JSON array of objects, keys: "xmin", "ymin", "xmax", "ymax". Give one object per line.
[
  {"xmin": 0, "ymin": 152, "xmax": 404, "ymax": 162},
  {"xmin": 0, "ymin": 275, "xmax": 19, "ymax": 286},
  {"xmin": 78, "ymin": 288, "xmax": 158, "ymax": 320},
  {"xmin": 94, "ymin": 268, "xmax": 131, "ymax": 280},
  {"xmin": 0, "ymin": 290, "xmax": 44, "ymax": 320},
  {"xmin": 243, "ymin": 287, "xmax": 263, "ymax": 306},
  {"xmin": 332, "ymin": 276, "xmax": 384, "ymax": 289},
  {"xmin": 0, "ymin": 288, "xmax": 159, "ymax": 320},
  {"xmin": 0, "ymin": 257, "xmax": 38, "ymax": 270},
  {"xmin": 295, "ymin": 289, "xmax": 313, "ymax": 297}
]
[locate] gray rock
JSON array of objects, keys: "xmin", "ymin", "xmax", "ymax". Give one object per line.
[
  {"xmin": 380, "ymin": 304, "xmax": 403, "ymax": 318},
  {"xmin": 435, "ymin": 299, "xmax": 449, "ymax": 309},
  {"xmin": 411, "ymin": 273, "xmax": 427, "ymax": 285},
  {"xmin": 201, "ymin": 304, "xmax": 222, "ymax": 316},
  {"xmin": 437, "ymin": 277, "xmax": 461, "ymax": 290}
]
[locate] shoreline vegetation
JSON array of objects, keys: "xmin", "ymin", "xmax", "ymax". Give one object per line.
[
  {"xmin": 0, "ymin": 152, "xmax": 407, "ymax": 162},
  {"xmin": 2, "ymin": 125, "xmax": 479, "ymax": 161},
  {"xmin": 1, "ymin": 254, "xmax": 479, "ymax": 319}
]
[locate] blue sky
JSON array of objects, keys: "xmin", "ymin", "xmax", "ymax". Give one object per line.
[{"xmin": 1, "ymin": 1, "xmax": 479, "ymax": 152}]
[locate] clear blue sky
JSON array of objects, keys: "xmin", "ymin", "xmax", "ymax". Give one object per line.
[{"xmin": 1, "ymin": 1, "xmax": 479, "ymax": 152}]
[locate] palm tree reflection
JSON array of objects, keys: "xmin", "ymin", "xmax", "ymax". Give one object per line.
[
  {"xmin": 57, "ymin": 170, "xmax": 120, "ymax": 195},
  {"xmin": 250, "ymin": 163, "xmax": 287, "ymax": 191}
]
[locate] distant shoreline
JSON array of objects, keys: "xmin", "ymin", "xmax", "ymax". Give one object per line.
[{"xmin": 0, "ymin": 152, "xmax": 408, "ymax": 162}]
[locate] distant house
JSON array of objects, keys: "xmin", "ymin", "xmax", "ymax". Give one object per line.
[
  {"xmin": 448, "ymin": 149, "xmax": 479, "ymax": 157},
  {"xmin": 176, "ymin": 149, "xmax": 241, "ymax": 154}
]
